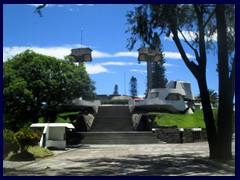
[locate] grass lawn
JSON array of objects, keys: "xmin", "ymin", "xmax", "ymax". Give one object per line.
[{"xmin": 152, "ymin": 110, "xmax": 206, "ymax": 128}]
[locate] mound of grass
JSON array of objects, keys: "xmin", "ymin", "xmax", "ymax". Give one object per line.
[
  {"xmin": 55, "ymin": 117, "xmax": 71, "ymax": 123},
  {"xmin": 5, "ymin": 146, "xmax": 53, "ymax": 161},
  {"xmin": 27, "ymin": 146, "xmax": 53, "ymax": 158},
  {"xmin": 152, "ymin": 110, "xmax": 206, "ymax": 128}
]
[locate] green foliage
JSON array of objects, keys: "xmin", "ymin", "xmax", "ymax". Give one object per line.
[
  {"xmin": 15, "ymin": 128, "xmax": 41, "ymax": 152},
  {"xmin": 38, "ymin": 117, "xmax": 44, "ymax": 123},
  {"xmin": 3, "ymin": 129, "xmax": 20, "ymax": 158},
  {"xmin": 4, "ymin": 50, "xmax": 95, "ymax": 131}
]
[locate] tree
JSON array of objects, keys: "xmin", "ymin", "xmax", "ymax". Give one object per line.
[
  {"xmin": 215, "ymin": 4, "xmax": 235, "ymax": 160},
  {"xmin": 126, "ymin": 4, "xmax": 235, "ymax": 160},
  {"xmin": 113, "ymin": 84, "xmax": 119, "ymax": 95},
  {"xmin": 195, "ymin": 89, "xmax": 218, "ymax": 104},
  {"xmin": 3, "ymin": 50, "xmax": 95, "ymax": 131},
  {"xmin": 208, "ymin": 89, "xmax": 218, "ymax": 104},
  {"xmin": 129, "ymin": 76, "xmax": 138, "ymax": 97}
]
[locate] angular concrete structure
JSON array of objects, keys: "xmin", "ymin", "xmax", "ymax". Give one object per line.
[{"xmin": 130, "ymin": 81, "xmax": 195, "ymax": 113}]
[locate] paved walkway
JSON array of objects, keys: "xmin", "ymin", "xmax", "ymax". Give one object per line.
[{"xmin": 3, "ymin": 142, "xmax": 235, "ymax": 176}]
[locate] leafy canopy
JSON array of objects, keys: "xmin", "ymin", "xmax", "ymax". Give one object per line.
[{"xmin": 4, "ymin": 50, "xmax": 95, "ymax": 129}]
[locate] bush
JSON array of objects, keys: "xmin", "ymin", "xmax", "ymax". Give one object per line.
[
  {"xmin": 3, "ymin": 129, "xmax": 20, "ymax": 158},
  {"xmin": 15, "ymin": 128, "xmax": 41, "ymax": 152}
]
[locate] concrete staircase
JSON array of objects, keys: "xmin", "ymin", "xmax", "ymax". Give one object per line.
[
  {"xmin": 78, "ymin": 105, "xmax": 160, "ymax": 144},
  {"xmin": 90, "ymin": 106, "xmax": 133, "ymax": 132}
]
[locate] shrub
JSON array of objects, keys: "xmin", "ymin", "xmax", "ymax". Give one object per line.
[
  {"xmin": 15, "ymin": 128, "xmax": 41, "ymax": 152},
  {"xmin": 3, "ymin": 129, "xmax": 20, "ymax": 158}
]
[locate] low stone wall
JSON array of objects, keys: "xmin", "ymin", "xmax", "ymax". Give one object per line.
[
  {"xmin": 154, "ymin": 126, "xmax": 207, "ymax": 143},
  {"xmin": 155, "ymin": 126, "xmax": 180, "ymax": 143}
]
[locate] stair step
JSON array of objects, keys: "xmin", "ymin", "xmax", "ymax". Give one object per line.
[
  {"xmin": 90, "ymin": 106, "xmax": 133, "ymax": 132},
  {"xmin": 78, "ymin": 132, "xmax": 160, "ymax": 144}
]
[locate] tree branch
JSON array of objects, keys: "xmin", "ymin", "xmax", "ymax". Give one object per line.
[
  {"xmin": 193, "ymin": 4, "xmax": 207, "ymax": 71},
  {"xmin": 203, "ymin": 6, "xmax": 216, "ymax": 28},
  {"xmin": 178, "ymin": 27, "xmax": 201, "ymax": 65},
  {"xmin": 171, "ymin": 28, "xmax": 199, "ymax": 79}
]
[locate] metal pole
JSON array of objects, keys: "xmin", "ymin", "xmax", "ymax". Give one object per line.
[
  {"xmin": 147, "ymin": 60, "xmax": 152, "ymax": 93},
  {"xmin": 81, "ymin": 28, "xmax": 83, "ymax": 47},
  {"xmin": 124, "ymin": 72, "xmax": 126, "ymax": 95}
]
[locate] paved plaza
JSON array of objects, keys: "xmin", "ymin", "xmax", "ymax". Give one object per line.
[{"xmin": 3, "ymin": 142, "xmax": 235, "ymax": 176}]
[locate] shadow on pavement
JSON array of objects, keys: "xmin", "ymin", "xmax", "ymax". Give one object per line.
[{"xmin": 4, "ymin": 153, "xmax": 233, "ymax": 176}]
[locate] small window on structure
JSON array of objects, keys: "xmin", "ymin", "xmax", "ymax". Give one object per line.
[
  {"xmin": 181, "ymin": 83, "xmax": 185, "ymax": 89},
  {"xmin": 166, "ymin": 94, "xmax": 180, "ymax": 101},
  {"xmin": 151, "ymin": 92, "xmax": 159, "ymax": 98}
]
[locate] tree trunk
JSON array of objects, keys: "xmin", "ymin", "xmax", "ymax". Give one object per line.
[
  {"xmin": 215, "ymin": 4, "xmax": 233, "ymax": 161},
  {"xmin": 197, "ymin": 74, "xmax": 218, "ymax": 160}
]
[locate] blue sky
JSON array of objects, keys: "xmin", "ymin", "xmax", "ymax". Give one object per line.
[{"xmin": 3, "ymin": 4, "xmax": 219, "ymax": 98}]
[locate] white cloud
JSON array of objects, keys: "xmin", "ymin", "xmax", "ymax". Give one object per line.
[
  {"xmin": 113, "ymin": 52, "xmax": 138, "ymax": 58},
  {"xmin": 130, "ymin": 69, "xmax": 147, "ymax": 74},
  {"xmin": 85, "ymin": 62, "xmax": 139, "ymax": 75},
  {"xmin": 99, "ymin": 62, "xmax": 137, "ymax": 66},
  {"xmin": 164, "ymin": 63, "xmax": 176, "ymax": 67},
  {"xmin": 84, "ymin": 64, "xmax": 114, "ymax": 74},
  {"xmin": 92, "ymin": 50, "xmax": 112, "ymax": 58},
  {"xmin": 3, "ymin": 46, "xmax": 71, "ymax": 61},
  {"xmin": 164, "ymin": 52, "xmax": 194, "ymax": 59},
  {"xmin": 27, "ymin": 4, "xmax": 95, "ymax": 8},
  {"xmin": 3, "ymin": 44, "xmax": 194, "ymax": 62},
  {"xmin": 27, "ymin": 4, "xmax": 56, "ymax": 8},
  {"xmin": 92, "ymin": 51, "xmax": 138, "ymax": 59}
]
